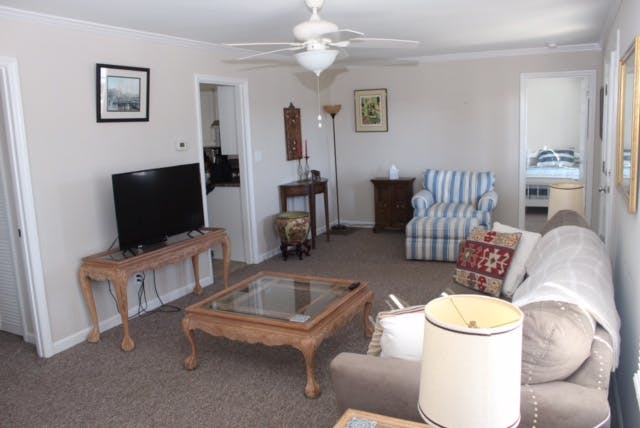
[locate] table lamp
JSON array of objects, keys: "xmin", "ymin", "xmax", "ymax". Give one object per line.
[
  {"xmin": 418, "ymin": 294, "xmax": 523, "ymax": 428},
  {"xmin": 547, "ymin": 182, "xmax": 585, "ymax": 219}
]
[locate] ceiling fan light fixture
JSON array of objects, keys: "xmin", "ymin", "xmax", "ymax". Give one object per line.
[{"xmin": 295, "ymin": 49, "xmax": 338, "ymax": 75}]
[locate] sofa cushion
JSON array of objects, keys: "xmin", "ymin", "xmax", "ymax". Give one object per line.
[
  {"xmin": 367, "ymin": 305, "xmax": 425, "ymax": 361},
  {"xmin": 521, "ymin": 381, "xmax": 610, "ymax": 428},
  {"xmin": 492, "ymin": 222, "xmax": 541, "ymax": 298},
  {"xmin": 520, "ymin": 301, "xmax": 595, "ymax": 385},
  {"xmin": 453, "ymin": 228, "xmax": 521, "ymax": 296},
  {"xmin": 425, "ymin": 202, "xmax": 476, "ymax": 218}
]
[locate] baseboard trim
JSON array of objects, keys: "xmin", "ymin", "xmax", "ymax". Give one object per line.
[{"xmin": 51, "ymin": 275, "xmax": 212, "ymax": 355}]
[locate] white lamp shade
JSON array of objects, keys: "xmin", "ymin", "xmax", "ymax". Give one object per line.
[
  {"xmin": 418, "ymin": 295, "xmax": 523, "ymax": 428},
  {"xmin": 547, "ymin": 182, "xmax": 585, "ymax": 219},
  {"xmin": 295, "ymin": 49, "xmax": 338, "ymax": 76}
]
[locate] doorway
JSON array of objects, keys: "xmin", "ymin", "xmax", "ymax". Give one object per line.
[
  {"xmin": 195, "ymin": 75, "xmax": 257, "ymax": 271},
  {"xmin": 519, "ymin": 71, "xmax": 596, "ymax": 231},
  {"xmin": 0, "ymin": 57, "xmax": 50, "ymax": 357}
]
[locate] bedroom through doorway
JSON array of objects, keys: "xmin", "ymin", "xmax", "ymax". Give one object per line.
[{"xmin": 519, "ymin": 71, "xmax": 596, "ymax": 232}]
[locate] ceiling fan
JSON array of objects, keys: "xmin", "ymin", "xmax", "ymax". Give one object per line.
[{"xmin": 225, "ymin": 0, "xmax": 420, "ymax": 75}]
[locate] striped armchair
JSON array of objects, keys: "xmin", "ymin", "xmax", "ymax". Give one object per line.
[{"xmin": 406, "ymin": 170, "xmax": 498, "ymax": 261}]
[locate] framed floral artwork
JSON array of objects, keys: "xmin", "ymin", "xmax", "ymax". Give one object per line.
[{"xmin": 354, "ymin": 88, "xmax": 388, "ymax": 132}]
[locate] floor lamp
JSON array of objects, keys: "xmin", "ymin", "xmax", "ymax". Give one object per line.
[{"xmin": 323, "ymin": 104, "xmax": 346, "ymax": 231}]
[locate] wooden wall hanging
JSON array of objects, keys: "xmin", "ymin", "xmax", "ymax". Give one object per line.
[{"xmin": 284, "ymin": 102, "xmax": 302, "ymax": 160}]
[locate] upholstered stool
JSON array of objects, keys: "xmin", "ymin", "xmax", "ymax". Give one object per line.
[
  {"xmin": 275, "ymin": 211, "xmax": 311, "ymax": 260},
  {"xmin": 405, "ymin": 217, "xmax": 480, "ymax": 261}
]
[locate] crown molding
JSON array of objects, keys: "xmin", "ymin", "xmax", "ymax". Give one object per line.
[
  {"xmin": 0, "ymin": 6, "xmax": 235, "ymax": 52},
  {"xmin": 409, "ymin": 43, "xmax": 602, "ymax": 64}
]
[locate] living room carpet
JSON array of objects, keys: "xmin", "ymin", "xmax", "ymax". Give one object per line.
[{"xmin": 0, "ymin": 228, "xmax": 456, "ymax": 428}]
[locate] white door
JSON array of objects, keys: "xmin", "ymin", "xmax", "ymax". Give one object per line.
[
  {"xmin": 598, "ymin": 50, "xmax": 619, "ymax": 244},
  {"xmin": 0, "ymin": 98, "xmax": 25, "ymax": 336}
]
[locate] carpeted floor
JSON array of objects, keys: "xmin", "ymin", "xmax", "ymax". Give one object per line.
[{"xmin": 0, "ymin": 228, "xmax": 456, "ymax": 428}]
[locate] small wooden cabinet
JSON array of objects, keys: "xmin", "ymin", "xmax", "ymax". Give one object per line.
[{"xmin": 371, "ymin": 177, "xmax": 415, "ymax": 232}]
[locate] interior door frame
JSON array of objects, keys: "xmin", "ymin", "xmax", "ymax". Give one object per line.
[
  {"xmin": 194, "ymin": 74, "xmax": 257, "ymax": 264},
  {"xmin": 599, "ymin": 33, "xmax": 621, "ymax": 252},
  {"xmin": 518, "ymin": 70, "xmax": 597, "ymax": 228},
  {"xmin": 0, "ymin": 56, "xmax": 51, "ymax": 357}
]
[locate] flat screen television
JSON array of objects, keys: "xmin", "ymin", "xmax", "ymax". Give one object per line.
[{"xmin": 112, "ymin": 163, "xmax": 205, "ymax": 251}]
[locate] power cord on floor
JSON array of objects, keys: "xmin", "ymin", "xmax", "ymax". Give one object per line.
[{"xmin": 149, "ymin": 270, "xmax": 180, "ymax": 313}]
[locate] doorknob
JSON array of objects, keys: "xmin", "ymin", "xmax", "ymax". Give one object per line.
[{"xmin": 598, "ymin": 185, "xmax": 610, "ymax": 193}]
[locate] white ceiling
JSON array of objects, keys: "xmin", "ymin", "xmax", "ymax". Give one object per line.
[{"xmin": 0, "ymin": 0, "xmax": 619, "ymax": 63}]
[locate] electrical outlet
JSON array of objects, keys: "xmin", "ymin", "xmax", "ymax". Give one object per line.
[
  {"xmin": 176, "ymin": 141, "xmax": 188, "ymax": 151},
  {"xmin": 135, "ymin": 273, "xmax": 143, "ymax": 286}
]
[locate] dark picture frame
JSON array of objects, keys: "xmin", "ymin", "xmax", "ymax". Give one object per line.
[
  {"xmin": 354, "ymin": 88, "xmax": 388, "ymax": 132},
  {"xmin": 283, "ymin": 102, "xmax": 303, "ymax": 160},
  {"xmin": 96, "ymin": 63, "xmax": 149, "ymax": 122}
]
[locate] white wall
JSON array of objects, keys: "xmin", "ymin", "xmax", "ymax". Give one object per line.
[
  {"xmin": 603, "ymin": 0, "xmax": 640, "ymax": 424},
  {"xmin": 526, "ymin": 77, "xmax": 582, "ymax": 152},
  {"xmin": 324, "ymin": 52, "xmax": 601, "ymax": 227},
  {"xmin": 0, "ymin": 14, "xmax": 330, "ymax": 350}
]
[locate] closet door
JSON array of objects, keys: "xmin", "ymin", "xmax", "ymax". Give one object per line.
[{"xmin": 0, "ymin": 120, "xmax": 24, "ymax": 336}]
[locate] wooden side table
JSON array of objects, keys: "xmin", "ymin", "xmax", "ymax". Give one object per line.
[
  {"xmin": 334, "ymin": 409, "xmax": 430, "ymax": 428},
  {"xmin": 79, "ymin": 228, "xmax": 230, "ymax": 352},
  {"xmin": 371, "ymin": 177, "xmax": 415, "ymax": 232},
  {"xmin": 279, "ymin": 178, "xmax": 330, "ymax": 249}
]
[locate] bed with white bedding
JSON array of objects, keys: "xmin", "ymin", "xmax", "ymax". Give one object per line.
[{"xmin": 525, "ymin": 149, "xmax": 582, "ymax": 207}]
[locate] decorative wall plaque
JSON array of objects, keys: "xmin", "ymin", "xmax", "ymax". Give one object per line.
[{"xmin": 284, "ymin": 102, "xmax": 303, "ymax": 160}]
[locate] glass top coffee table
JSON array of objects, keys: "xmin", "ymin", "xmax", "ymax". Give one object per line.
[{"xmin": 182, "ymin": 271, "xmax": 374, "ymax": 398}]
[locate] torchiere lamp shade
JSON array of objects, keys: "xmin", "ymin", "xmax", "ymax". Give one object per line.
[
  {"xmin": 418, "ymin": 294, "xmax": 523, "ymax": 428},
  {"xmin": 547, "ymin": 182, "xmax": 585, "ymax": 219}
]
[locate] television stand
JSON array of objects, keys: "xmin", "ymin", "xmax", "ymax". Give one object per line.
[{"xmin": 79, "ymin": 227, "xmax": 230, "ymax": 352}]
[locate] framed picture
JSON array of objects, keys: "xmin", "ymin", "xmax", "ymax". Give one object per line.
[
  {"xmin": 283, "ymin": 102, "xmax": 303, "ymax": 160},
  {"xmin": 96, "ymin": 63, "xmax": 149, "ymax": 122},
  {"xmin": 354, "ymin": 88, "xmax": 388, "ymax": 132}
]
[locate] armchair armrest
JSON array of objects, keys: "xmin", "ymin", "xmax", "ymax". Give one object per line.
[
  {"xmin": 411, "ymin": 189, "xmax": 435, "ymax": 217},
  {"xmin": 330, "ymin": 352, "xmax": 422, "ymax": 421},
  {"xmin": 478, "ymin": 190, "xmax": 498, "ymax": 212}
]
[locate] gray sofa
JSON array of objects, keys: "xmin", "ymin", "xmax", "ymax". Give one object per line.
[{"xmin": 330, "ymin": 210, "xmax": 618, "ymax": 427}]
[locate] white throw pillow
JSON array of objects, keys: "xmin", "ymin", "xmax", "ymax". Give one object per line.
[
  {"xmin": 379, "ymin": 307, "xmax": 425, "ymax": 361},
  {"xmin": 492, "ymin": 222, "xmax": 541, "ymax": 298}
]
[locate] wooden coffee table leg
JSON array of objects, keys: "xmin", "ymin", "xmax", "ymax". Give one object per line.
[
  {"xmin": 191, "ymin": 254, "xmax": 202, "ymax": 295},
  {"xmin": 182, "ymin": 317, "xmax": 199, "ymax": 370},
  {"xmin": 364, "ymin": 295, "xmax": 374, "ymax": 337},
  {"xmin": 298, "ymin": 338, "xmax": 320, "ymax": 398}
]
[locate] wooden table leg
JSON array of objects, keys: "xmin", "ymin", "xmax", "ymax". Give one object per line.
[
  {"xmin": 221, "ymin": 234, "xmax": 231, "ymax": 288},
  {"xmin": 191, "ymin": 254, "xmax": 202, "ymax": 295},
  {"xmin": 182, "ymin": 317, "xmax": 199, "ymax": 370},
  {"xmin": 297, "ymin": 338, "xmax": 320, "ymax": 398},
  {"xmin": 323, "ymin": 183, "xmax": 330, "ymax": 241},
  {"xmin": 113, "ymin": 272, "xmax": 135, "ymax": 352},
  {"xmin": 364, "ymin": 297, "xmax": 374, "ymax": 337},
  {"xmin": 309, "ymin": 185, "xmax": 317, "ymax": 249},
  {"xmin": 79, "ymin": 269, "xmax": 101, "ymax": 343}
]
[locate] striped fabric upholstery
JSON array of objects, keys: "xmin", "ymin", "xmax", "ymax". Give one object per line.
[
  {"xmin": 406, "ymin": 170, "xmax": 497, "ymax": 261},
  {"xmin": 423, "ymin": 170, "xmax": 495, "ymax": 207},
  {"xmin": 405, "ymin": 217, "xmax": 480, "ymax": 261},
  {"xmin": 426, "ymin": 202, "xmax": 476, "ymax": 218}
]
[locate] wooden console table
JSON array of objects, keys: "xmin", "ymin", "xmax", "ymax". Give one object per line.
[
  {"xmin": 79, "ymin": 227, "xmax": 230, "ymax": 352},
  {"xmin": 279, "ymin": 178, "xmax": 330, "ymax": 249}
]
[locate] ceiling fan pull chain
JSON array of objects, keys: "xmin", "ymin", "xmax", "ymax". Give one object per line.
[{"xmin": 317, "ymin": 75, "xmax": 322, "ymax": 128}]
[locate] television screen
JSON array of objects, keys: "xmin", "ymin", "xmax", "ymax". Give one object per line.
[{"xmin": 112, "ymin": 163, "xmax": 205, "ymax": 250}]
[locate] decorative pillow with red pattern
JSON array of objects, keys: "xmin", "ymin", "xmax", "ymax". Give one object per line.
[{"xmin": 453, "ymin": 228, "xmax": 521, "ymax": 296}]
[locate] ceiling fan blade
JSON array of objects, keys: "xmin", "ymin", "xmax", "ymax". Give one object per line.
[
  {"xmin": 225, "ymin": 42, "xmax": 303, "ymax": 47},
  {"xmin": 238, "ymin": 46, "xmax": 304, "ymax": 61},
  {"xmin": 320, "ymin": 29, "xmax": 364, "ymax": 43},
  {"xmin": 348, "ymin": 37, "xmax": 421, "ymax": 49}
]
